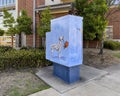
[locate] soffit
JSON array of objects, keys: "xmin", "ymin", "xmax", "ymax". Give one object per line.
[{"xmin": 35, "ymin": 2, "xmax": 72, "ymax": 13}]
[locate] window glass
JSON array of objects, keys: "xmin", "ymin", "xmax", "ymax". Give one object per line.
[
  {"xmin": 11, "ymin": 0, "xmax": 13, "ymax": 3},
  {"xmin": 7, "ymin": 0, "xmax": 10, "ymax": 5},
  {"xmin": 13, "ymin": 0, "xmax": 15, "ymax": 3},
  {"xmin": 12, "ymin": 0, "xmax": 15, "ymax": 4},
  {"xmin": 8, "ymin": 0, "xmax": 15, "ymax": 5},
  {"xmin": 9, "ymin": 0, "xmax": 11, "ymax": 4},
  {"xmin": 0, "ymin": 0, "xmax": 2, "ymax": 6},
  {"xmin": 2, "ymin": 0, "xmax": 4, "ymax": 5},
  {"xmin": 5, "ymin": 0, "xmax": 7, "ymax": 5}
]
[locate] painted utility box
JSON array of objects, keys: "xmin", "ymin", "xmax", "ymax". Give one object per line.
[{"xmin": 46, "ymin": 15, "xmax": 83, "ymax": 83}]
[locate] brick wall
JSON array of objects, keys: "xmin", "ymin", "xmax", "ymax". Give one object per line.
[
  {"xmin": 107, "ymin": 7, "xmax": 120, "ymax": 39},
  {"xmin": 17, "ymin": 0, "xmax": 43, "ymax": 47},
  {"xmin": 83, "ymin": 41, "xmax": 101, "ymax": 48},
  {"xmin": 36, "ymin": 0, "xmax": 44, "ymax": 7},
  {"xmin": 25, "ymin": 0, "xmax": 34, "ymax": 47},
  {"xmin": 25, "ymin": 0, "xmax": 33, "ymax": 17},
  {"xmin": 26, "ymin": 35, "xmax": 33, "ymax": 47},
  {"xmin": 17, "ymin": 0, "xmax": 26, "ymax": 15},
  {"xmin": 17, "ymin": 0, "xmax": 71, "ymax": 47}
]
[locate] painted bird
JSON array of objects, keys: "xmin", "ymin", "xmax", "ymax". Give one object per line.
[{"xmin": 64, "ymin": 41, "xmax": 69, "ymax": 48}]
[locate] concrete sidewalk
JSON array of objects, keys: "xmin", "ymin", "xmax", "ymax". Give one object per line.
[{"xmin": 29, "ymin": 64, "xmax": 120, "ymax": 96}]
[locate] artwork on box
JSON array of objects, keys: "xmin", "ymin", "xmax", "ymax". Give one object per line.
[
  {"xmin": 50, "ymin": 36, "xmax": 69, "ymax": 58},
  {"xmin": 46, "ymin": 15, "xmax": 83, "ymax": 66},
  {"xmin": 46, "ymin": 15, "xmax": 84, "ymax": 83}
]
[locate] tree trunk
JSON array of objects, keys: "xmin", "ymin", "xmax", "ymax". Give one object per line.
[
  {"xmin": 21, "ymin": 32, "xmax": 26, "ymax": 47},
  {"xmin": 96, "ymin": 41, "xmax": 99, "ymax": 49},
  {"xmin": 11, "ymin": 35, "xmax": 14, "ymax": 47},
  {"xmin": 42, "ymin": 37, "xmax": 46, "ymax": 50},
  {"xmin": 86, "ymin": 40, "xmax": 89, "ymax": 48},
  {"xmin": 99, "ymin": 32, "xmax": 104, "ymax": 55},
  {"xmin": 19, "ymin": 33, "xmax": 21, "ymax": 47},
  {"xmin": 15, "ymin": 34, "xmax": 19, "ymax": 48}
]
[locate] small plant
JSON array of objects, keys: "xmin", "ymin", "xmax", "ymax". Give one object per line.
[
  {"xmin": 16, "ymin": 10, "xmax": 32, "ymax": 47},
  {"xmin": 38, "ymin": 7, "xmax": 52, "ymax": 49},
  {"xmin": 104, "ymin": 40, "xmax": 120, "ymax": 50},
  {"xmin": 3, "ymin": 8, "xmax": 18, "ymax": 47}
]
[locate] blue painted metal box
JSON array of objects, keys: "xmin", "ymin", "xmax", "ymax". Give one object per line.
[
  {"xmin": 53, "ymin": 63, "xmax": 80, "ymax": 84},
  {"xmin": 46, "ymin": 15, "xmax": 83, "ymax": 83}
]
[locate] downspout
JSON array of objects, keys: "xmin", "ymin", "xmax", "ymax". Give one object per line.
[{"xmin": 33, "ymin": 0, "xmax": 36, "ymax": 48}]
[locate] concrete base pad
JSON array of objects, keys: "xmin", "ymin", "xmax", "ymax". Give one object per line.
[{"xmin": 36, "ymin": 64, "xmax": 108, "ymax": 93}]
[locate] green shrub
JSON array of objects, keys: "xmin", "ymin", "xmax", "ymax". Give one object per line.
[
  {"xmin": 0, "ymin": 49, "xmax": 52, "ymax": 70},
  {"xmin": 20, "ymin": 46, "xmax": 34, "ymax": 50},
  {"xmin": 0, "ymin": 46, "xmax": 13, "ymax": 53},
  {"xmin": 104, "ymin": 40, "xmax": 120, "ymax": 50}
]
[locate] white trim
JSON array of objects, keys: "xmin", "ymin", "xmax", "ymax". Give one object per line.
[
  {"xmin": 15, "ymin": 0, "xmax": 18, "ymax": 17},
  {"xmin": 35, "ymin": 3, "xmax": 71, "ymax": 11}
]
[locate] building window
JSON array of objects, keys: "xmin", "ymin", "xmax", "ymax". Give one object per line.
[
  {"xmin": 2, "ymin": 0, "xmax": 4, "ymax": 5},
  {"xmin": 0, "ymin": 11, "xmax": 3, "ymax": 16},
  {"xmin": 7, "ymin": 0, "xmax": 10, "ymax": 4},
  {"xmin": 8, "ymin": 0, "xmax": 15, "ymax": 4},
  {"xmin": 105, "ymin": 26, "xmax": 113, "ymax": 40},
  {"xmin": 0, "ymin": 0, "xmax": 2, "ymax": 6},
  {"xmin": 9, "ymin": 0, "xmax": 11, "ymax": 4},
  {"xmin": 0, "ymin": 0, "xmax": 15, "ymax": 7},
  {"xmin": 5, "ymin": 0, "xmax": 7, "ymax": 5},
  {"xmin": 11, "ymin": 0, "xmax": 14, "ymax": 3},
  {"xmin": 45, "ymin": 0, "xmax": 61, "ymax": 5}
]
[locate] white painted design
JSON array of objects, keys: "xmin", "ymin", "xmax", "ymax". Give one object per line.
[{"xmin": 51, "ymin": 36, "xmax": 64, "ymax": 58}]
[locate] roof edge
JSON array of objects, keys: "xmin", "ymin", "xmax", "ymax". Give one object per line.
[{"xmin": 35, "ymin": 2, "xmax": 72, "ymax": 12}]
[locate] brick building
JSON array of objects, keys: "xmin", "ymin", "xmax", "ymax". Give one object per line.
[
  {"xmin": 107, "ymin": 6, "xmax": 120, "ymax": 40},
  {"xmin": 18, "ymin": 0, "xmax": 120, "ymax": 48},
  {"xmin": 16, "ymin": 0, "xmax": 74, "ymax": 47},
  {"xmin": 0, "ymin": 0, "xmax": 119, "ymax": 47}
]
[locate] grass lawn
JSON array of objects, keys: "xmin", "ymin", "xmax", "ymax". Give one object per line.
[
  {"xmin": 6, "ymin": 80, "xmax": 49, "ymax": 96},
  {"xmin": 83, "ymin": 49, "xmax": 120, "ymax": 69},
  {"xmin": 113, "ymin": 51, "xmax": 120, "ymax": 58},
  {"xmin": 0, "ymin": 69, "xmax": 50, "ymax": 96}
]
